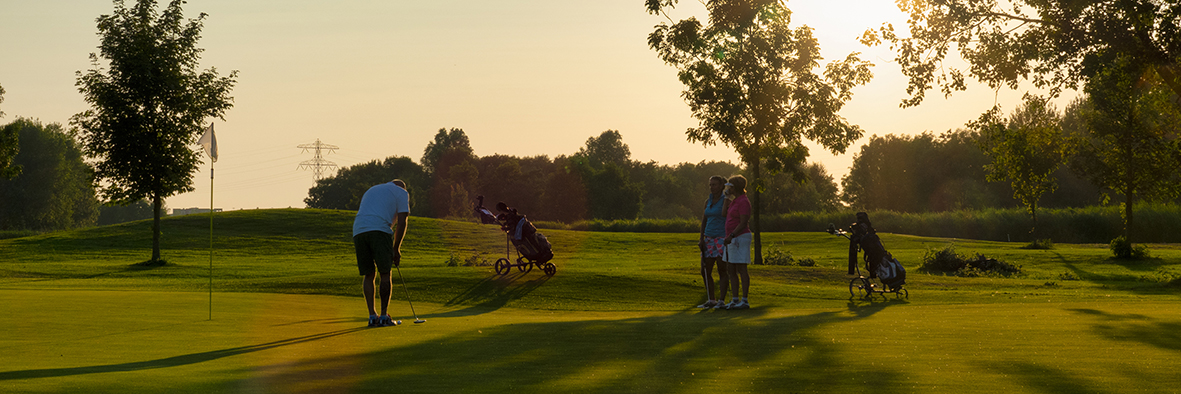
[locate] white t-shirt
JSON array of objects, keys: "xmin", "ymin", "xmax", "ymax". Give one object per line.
[{"xmin": 352, "ymin": 182, "xmax": 411, "ymax": 236}]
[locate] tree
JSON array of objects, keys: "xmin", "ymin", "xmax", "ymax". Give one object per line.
[
  {"xmin": 0, "ymin": 119, "xmax": 99, "ymax": 231},
  {"xmin": 421, "ymin": 128, "xmax": 475, "ymax": 217},
  {"xmin": 421, "ymin": 127, "xmax": 475, "ymax": 176},
  {"xmin": 865, "ymin": 0, "xmax": 1181, "ymax": 107},
  {"xmin": 586, "ymin": 163, "xmax": 645, "ymax": 220},
  {"xmin": 575, "ymin": 130, "xmax": 632, "ymax": 169},
  {"xmin": 97, "ymin": 199, "xmax": 155, "ymax": 225},
  {"xmin": 762, "ymin": 162, "xmax": 839, "ymax": 214},
  {"xmin": 305, "ymin": 156, "xmax": 429, "ymax": 213},
  {"xmin": 648, "ymin": 0, "xmax": 872, "ymax": 263},
  {"xmin": 972, "ymin": 96, "xmax": 1072, "ymax": 237},
  {"xmin": 840, "ymin": 130, "xmax": 1014, "ymax": 212},
  {"xmin": 0, "ymin": 83, "xmax": 19, "ymax": 180},
  {"xmin": 72, "ymin": 0, "xmax": 236, "ymax": 263},
  {"xmin": 1070, "ymin": 55, "xmax": 1181, "ymax": 246}
]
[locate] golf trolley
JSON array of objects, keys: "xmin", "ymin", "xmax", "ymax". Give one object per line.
[
  {"xmin": 826, "ymin": 224, "xmax": 908, "ymax": 300},
  {"xmin": 475, "ymin": 197, "xmax": 556, "ymax": 277},
  {"xmin": 493, "ymin": 231, "xmax": 557, "ymax": 276}
]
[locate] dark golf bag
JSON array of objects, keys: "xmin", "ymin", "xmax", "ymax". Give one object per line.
[
  {"xmin": 473, "ymin": 195, "xmax": 499, "ymax": 224},
  {"xmin": 849, "ymin": 227, "xmax": 906, "ymax": 290},
  {"xmin": 500, "ymin": 211, "xmax": 554, "ymax": 264}
]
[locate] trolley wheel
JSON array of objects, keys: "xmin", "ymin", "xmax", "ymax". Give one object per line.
[
  {"xmin": 494, "ymin": 258, "xmax": 511, "ymax": 275},
  {"xmin": 899, "ymin": 288, "xmax": 909, "ymax": 299},
  {"xmin": 517, "ymin": 257, "xmax": 533, "ymax": 274},
  {"xmin": 849, "ymin": 277, "xmax": 868, "ymax": 298},
  {"xmin": 543, "ymin": 263, "xmax": 556, "ymax": 276}
]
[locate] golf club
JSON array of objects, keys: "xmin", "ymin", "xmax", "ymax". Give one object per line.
[{"xmin": 395, "ymin": 265, "xmax": 426, "ymax": 324}]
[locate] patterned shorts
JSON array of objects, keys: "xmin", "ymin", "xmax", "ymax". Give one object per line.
[{"xmin": 702, "ymin": 236, "xmax": 725, "ymax": 258}]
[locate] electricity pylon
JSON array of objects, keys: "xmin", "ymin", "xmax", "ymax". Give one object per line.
[{"xmin": 297, "ymin": 139, "xmax": 339, "ymax": 181}]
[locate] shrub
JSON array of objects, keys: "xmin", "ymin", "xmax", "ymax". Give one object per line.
[
  {"xmin": 1110, "ymin": 236, "xmax": 1151, "ymax": 259},
  {"xmin": 761, "ymin": 247, "xmax": 795, "ymax": 266},
  {"xmin": 1022, "ymin": 238, "xmax": 1054, "ymax": 249},
  {"xmin": 1139, "ymin": 269, "xmax": 1180, "ymax": 284},
  {"xmin": 445, "ymin": 250, "xmax": 492, "ymax": 267},
  {"xmin": 758, "ymin": 243, "xmax": 816, "ymax": 266},
  {"xmin": 465, "ymin": 250, "xmax": 491, "ymax": 266},
  {"xmin": 920, "ymin": 245, "xmax": 967, "ymax": 272},
  {"xmin": 445, "ymin": 252, "xmax": 462, "ymax": 267},
  {"xmin": 920, "ymin": 245, "xmax": 1022, "ymax": 277}
]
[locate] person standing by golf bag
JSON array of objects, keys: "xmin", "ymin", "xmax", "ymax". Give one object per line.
[{"xmin": 847, "ymin": 212, "xmax": 906, "ymax": 290}]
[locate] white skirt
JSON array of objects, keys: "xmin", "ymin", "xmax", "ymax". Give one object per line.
[{"xmin": 724, "ymin": 233, "xmax": 752, "ymax": 264}]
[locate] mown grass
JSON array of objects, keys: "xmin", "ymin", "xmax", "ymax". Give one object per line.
[{"xmin": 1, "ymin": 209, "xmax": 1180, "ymax": 393}]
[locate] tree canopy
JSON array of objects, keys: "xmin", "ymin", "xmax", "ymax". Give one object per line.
[
  {"xmin": 1069, "ymin": 55, "xmax": 1181, "ymax": 243},
  {"xmin": 575, "ymin": 130, "xmax": 632, "ymax": 169},
  {"xmin": 972, "ymin": 96, "xmax": 1072, "ymax": 236},
  {"xmin": 648, "ymin": 0, "xmax": 872, "ymax": 262},
  {"xmin": 0, "ymin": 118, "xmax": 99, "ymax": 231},
  {"xmin": 72, "ymin": 0, "xmax": 236, "ymax": 262},
  {"xmin": 0, "ymin": 83, "xmax": 19, "ymax": 180},
  {"xmin": 865, "ymin": 0, "xmax": 1181, "ymax": 107}
]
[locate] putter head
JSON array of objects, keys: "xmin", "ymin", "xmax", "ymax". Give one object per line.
[{"xmin": 414, "ymin": 319, "xmax": 426, "ymax": 324}]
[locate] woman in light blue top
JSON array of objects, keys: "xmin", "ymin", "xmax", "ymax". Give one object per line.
[{"xmin": 696, "ymin": 175, "xmax": 730, "ymax": 308}]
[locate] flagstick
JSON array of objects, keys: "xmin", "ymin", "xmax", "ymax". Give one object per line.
[{"xmin": 209, "ymin": 165, "xmax": 214, "ymax": 321}]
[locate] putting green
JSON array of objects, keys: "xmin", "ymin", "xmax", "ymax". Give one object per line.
[{"xmin": 2, "ymin": 289, "xmax": 1178, "ymax": 393}]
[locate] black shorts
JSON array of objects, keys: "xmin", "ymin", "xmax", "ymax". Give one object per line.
[{"xmin": 354, "ymin": 231, "xmax": 394, "ymax": 275}]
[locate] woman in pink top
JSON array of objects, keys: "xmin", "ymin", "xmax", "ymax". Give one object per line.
[{"xmin": 722, "ymin": 175, "xmax": 751, "ymax": 310}]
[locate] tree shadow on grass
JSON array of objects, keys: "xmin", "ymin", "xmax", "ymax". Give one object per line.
[
  {"xmin": 431, "ymin": 271, "xmax": 552, "ymax": 318},
  {"xmin": 0, "ymin": 327, "xmax": 369, "ymax": 381},
  {"xmin": 220, "ymin": 307, "xmax": 911, "ymax": 394},
  {"xmin": 977, "ymin": 362, "xmax": 1111, "ymax": 394},
  {"xmin": 2, "ymin": 300, "xmax": 909, "ymax": 392},
  {"xmin": 1067, "ymin": 308, "xmax": 1181, "ymax": 352}
]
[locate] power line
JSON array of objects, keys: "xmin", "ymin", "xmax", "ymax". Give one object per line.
[{"xmin": 296, "ymin": 139, "xmax": 339, "ymax": 181}]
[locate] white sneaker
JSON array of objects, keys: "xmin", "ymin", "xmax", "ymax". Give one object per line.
[
  {"xmin": 732, "ymin": 301, "xmax": 750, "ymax": 310},
  {"xmin": 712, "ymin": 301, "xmax": 726, "ymax": 309},
  {"xmin": 724, "ymin": 300, "xmax": 740, "ymax": 310},
  {"xmin": 696, "ymin": 300, "xmax": 718, "ymax": 309}
]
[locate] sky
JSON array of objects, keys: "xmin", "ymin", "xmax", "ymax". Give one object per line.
[{"xmin": 0, "ymin": 0, "xmax": 1075, "ymax": 211}]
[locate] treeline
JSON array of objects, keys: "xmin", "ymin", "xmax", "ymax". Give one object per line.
[
  {"xmin": 306, "ymin": 126, "xmax": 1119, "ymax": 223},
  {"xmin": 542, "ymin": 204, "xmax": 1181, "ymax": 244},
  {"xmin": 0, "ymin": 118, "xmax": 156, "ymax": 234},
  {"xmin": 306, "ymin": 129, "xmax": 840, "ymax": 221},
  {"xmin": 839, "ymin": 129, "xmax": 1105, "ymax": 212}
]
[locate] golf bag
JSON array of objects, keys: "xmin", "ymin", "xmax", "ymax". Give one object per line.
[
  {"xmin": 473, "ymin": 195, "xmax": 499, "ymax": 224},
  {"xmin": 876, "ymin": 255, "xmax": 907, "ymax": 290},
  {"xmin": 849, "ymin": 225, "xmax": 906, "ymax": 290},
  {"xmin": 499, "ymin": 208, "xmax": 554, "ymax": 264}
]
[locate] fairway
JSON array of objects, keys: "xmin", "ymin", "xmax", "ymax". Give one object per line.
[{"xmin": 2, "ymin": 210, "xmax": 1180, "ymax": 393}]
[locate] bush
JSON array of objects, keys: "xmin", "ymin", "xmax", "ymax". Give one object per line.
[
  {"xmin": 465, "ymin": 250, "xmax": 491, "ymax": 266},
  {"xmin": 1022, "ymin": 238, "xmax": 1054, "ymax": 250},
  {"xmin": 757, "ymin": 243, "xmax": 817, "ymax": 266},
  {"xmin": 445, "ymin": 252, "xmax": 462, "ymax": 267},
  {"xmin": 445, "ymin": 250, "xmax": 492, "ymax": 267},
  {"xmin": 1110, "ymin": 236, "xmax": 1150, "ymax": 259},
  {"xmin": 761, "ymin": 248, "xmax": 795, "ymax": 266},
  {"xmin": 920, "ymin": 245, "xmax": 1022, "ymax": 277},
  {"xmin": 1139, "ymin": 269, "xmax": 1179, "ymax": 284},
  {"xmin": 920, "ymin": 245, "xmax": 968, "ymax": 272}
]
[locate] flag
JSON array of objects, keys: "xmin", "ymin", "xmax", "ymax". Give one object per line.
[{"xmin": 198, "ymin": 123, "xmax": 218, "ymax": 163}]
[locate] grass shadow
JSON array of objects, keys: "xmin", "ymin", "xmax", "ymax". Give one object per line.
[
  {"xmin": 1068, "ymin": 308, "xmax": 1181, "ymax": 352},
  {"xmin": 215, "ymin": 309, "xmax": 912, "ymax": 393},
  {"xmin": 0, "ymin": 327, "xmax": 368, "ymax": 381},
  {"xmin": 431, "ymin": 271, "xmax": 552, "ymax": 318}
]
